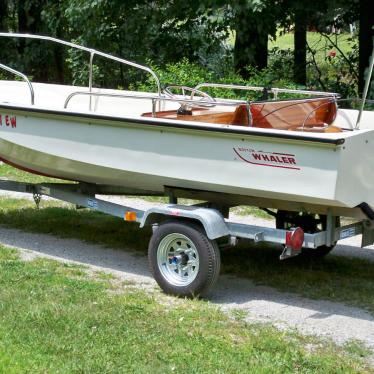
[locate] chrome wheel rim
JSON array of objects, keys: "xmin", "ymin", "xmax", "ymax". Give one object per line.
[{"xmin": 157, "ymin": 233, "xmax": 200, "ymax": 286}]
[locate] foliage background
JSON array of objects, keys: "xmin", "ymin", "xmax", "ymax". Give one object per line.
[{"xmin": 0, "ymin": 0, "xmax": 372, "ymax": 99}]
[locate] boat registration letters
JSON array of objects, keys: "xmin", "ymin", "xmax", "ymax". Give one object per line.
[{"xmin": 0, "ymin": 114, "xmax": 16, "ymax": 128}]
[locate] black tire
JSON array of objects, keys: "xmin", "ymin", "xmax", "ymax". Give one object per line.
[
  {"xmin": 276, "ymin": 210, "xmax": 339, "ymax": 258},
  {"xmin": 148, "ymin": 221, "xmax": 220, "ymax": 298}
]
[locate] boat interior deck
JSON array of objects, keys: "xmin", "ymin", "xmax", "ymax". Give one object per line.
[
  {"xmin": 142, "ymin": 98, "xmax": 342, "ymax": 132},
  {"xmin": 0, "ymin": 80, "xmax": 372, "ymax": 132}
]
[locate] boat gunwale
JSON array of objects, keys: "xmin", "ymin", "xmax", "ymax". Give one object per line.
[{"xmin": 0, "ymin": 102, "xmax": 345, "ymax": 145}]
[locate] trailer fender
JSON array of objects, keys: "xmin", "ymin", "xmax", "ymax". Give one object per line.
[{"xmin": 140, "ymin": 205, "xmax": 229, "ymax": 240}]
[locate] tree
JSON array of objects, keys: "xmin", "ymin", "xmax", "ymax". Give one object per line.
[
  {"xmin": 280, "ymin": 0, "xmax": 342, "ymax": 86},
  {"xmin": 293, "ymin": 8, "xmax": 307, "ymax": 85},
  {"xmin": 358, "ymin": 0, "xmax": 374, "ymax": 94},
  {"xmin": 232, "ymin": 5, "xmax": 270, "ymax": 77},
  {"xmin": 222, "ymin": 2, "xmax": 280, "ymax": 78},
  {"xmin": 0, "ymin": 1, "xmax": 14, "ymax": 72},
  {"xmin": 0, "ymin": 0, "xmax": 368, "ymax": 94},
  {"xmin": 0, "ymin": 1, "xmax": 7, "ymax": 31},
  {"xmin": 63, "ymin": 0, "xmax": 228, "ymax": 87}
]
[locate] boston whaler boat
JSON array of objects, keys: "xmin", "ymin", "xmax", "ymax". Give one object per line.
[{"xmin": 0, "ymin": 33, "xmax": 374, "ymax": 297}]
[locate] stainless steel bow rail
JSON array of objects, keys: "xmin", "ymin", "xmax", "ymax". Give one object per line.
[
  {"xmin": 0, "ymin": 32, "xmax": 162, "ymax": 109},
  {"xmin": 194, "ymin": 83, "xmax": 340, "ymax": 100},
  {"xmin": 63, "ymin": 90, "xmax": 250, "ymax": 118},
  {"xmin": 356, "ymin": 46, "xmax": 374, "ymax": 129},
  {"xmin": 0, "ymin": 33, "xmax": 344, "ymax": 117},
  {"xmin": 0, "ymin": 62, "xmax": 35, "ymax": 105}
]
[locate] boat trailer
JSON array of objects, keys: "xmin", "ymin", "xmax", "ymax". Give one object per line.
[{"xmin": 1, "ymin": 179, "xmax": 373, "ymax": 297}]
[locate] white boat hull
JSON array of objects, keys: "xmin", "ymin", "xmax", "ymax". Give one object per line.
[{"xmin": 1, "ymin": 100, "xmax": 374, "ymax": 217}]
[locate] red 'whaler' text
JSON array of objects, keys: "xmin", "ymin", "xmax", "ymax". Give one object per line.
[
  {"xmin": 0, "ymin": 114, "xmax": 17, "ymax": 128},
  {"xmin": 233, "ymin": 147, "xmax": 300, "ymax": 170},
  {"xmin": 252, "ymin": 152, "xmax": 296, "ymax": 164}
]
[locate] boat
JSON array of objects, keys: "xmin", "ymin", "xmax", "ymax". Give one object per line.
[
  {"xmin": 1, "ymin": 33, "xmax": 374, "ymax": 220},
  {"xmin": 2, "ymin": 32, "xmax": 374, "ymax": 296}
]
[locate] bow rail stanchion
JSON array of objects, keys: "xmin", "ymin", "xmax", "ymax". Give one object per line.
[
  {"xmin": 0, "ymin": 62, "xmax": 35, "ymax": 105},
  {"xmin": 356, "ymin": 46, "xmax": 374, "ymax": 129},
  {"xmin": 0, "ymin": 32, "xmax": 162, "ymax": 107}
]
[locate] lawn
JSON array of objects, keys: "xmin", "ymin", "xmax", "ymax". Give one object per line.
[
  {"xmin": 1, "ymin": 196, "xmax": 374, "ymax": 317},
  {"xmin": 269, "ymin": 31, "xmax": 354, "ymax": 57},
  {"xmin": 1, "ymin": 165, "xmax": 374, "ymax": 371},
  {"xmin": 0, "ymin": 163, "xmax": 65, "ymax": 184},
  {"xmin": 0, "ymin": 162, "xmax": 271, "ymax": 218},
  {"xmin": 0, "ymin": 246, "xmax": 371, "ymax": 373},
  {"xmin": 1, "ymin": 164, "xmax": 374, "ymax": 315},
  {"xmin": 226, "ymin": 30, "xmax": 355, "ymax": 63}
]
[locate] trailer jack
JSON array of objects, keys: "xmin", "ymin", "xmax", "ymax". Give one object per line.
[{"xmin": 33, "ymin": 192, "xmax": 42, "ymax": 209}]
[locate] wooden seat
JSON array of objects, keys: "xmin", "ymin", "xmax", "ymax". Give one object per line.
[
  {"xmin": 230, "ymin": 105, "xmax": 250, "ymax": 126},
  {"xmin": 141, "ymin": 105, "xmax": 250, "ymax": 126},
  {"xmin": 250, "ymin": 97, "xmax": 338, "ymax": 130},
  {"xmin": 141, "ymin": 97, "xmax": 341, "ymax": 132}
]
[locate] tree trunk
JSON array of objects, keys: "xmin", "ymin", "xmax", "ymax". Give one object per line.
[
  {"xmin": 53, "ymin": 2, "xmax": 66, "ymax": 84},
  {"xmin": 359, "ymin": 0, "xmax": 374, "ymax": 94},
  {"xmin": 294, "ymin": 14, "xmax": 307, "ymax": 85},
  {"xmin": 0, "ymin": 0, "xmax": 7, "ymax": 31},
  {"xmin": 17, "ymin": 0, "xmax": 50, "ymax": 82},
  {"xmin": 234, "ymin": 11, "xmax": 268, "ymax": 78},
  {"xmin": 17, "ymin": 0, "xmax": 28, "ymax": 32},
  {"xmin": 0, "ymin": 0, "xmax": 8, "ymax": 64}
]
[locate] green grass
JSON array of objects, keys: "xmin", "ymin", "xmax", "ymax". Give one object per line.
[
  {"xmin": 1, "ymin": 197, "xmax": 374, "ymax": 316},
  {"xmin": 0, "ymin": 246, "xmax": 371, "ymax": 373},
  {"xmin": 269, "ymin": 31, "xmax": 354, "ymax": 56},
  {"xmin": 231, "ymin": 205, "xmax": 273, "ymax": 219},
  {"xmin": 128, "ymin": 196, "xmax": 272, "ymax": 219},
  {"xmin": 0, "ymin": 198, "xmax": 151, "ymax": 252},
  {"xmin": 0, "ymin": 163, "xmax": 270, "ymax": 219},
  {"xmin": 268, "ymin": 31, "xmax": 357, "ymax": 94},
  {"xmin": 221, "ymin": 242, "xmax": 374, "ymax": 314},
  {"xmin": 1, "ymin": 166, "xmax": 373, "ymax": 314},
  {"xmin": 227, "ymin": 30, "xmax": 354, "ymax": 62},
  {"xmin": 0, "ymin": 163, "xmax": 66, "ymax": 184}
]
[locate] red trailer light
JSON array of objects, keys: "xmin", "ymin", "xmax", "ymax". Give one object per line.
[{"xmin": 285, "ymin": 227, "xmax": 304, "ymax": 251}]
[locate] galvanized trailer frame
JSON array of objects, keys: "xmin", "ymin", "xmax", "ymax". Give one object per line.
[{"xmin": 1, "ymin": 179, "xmax": 374, "ymax": 295}]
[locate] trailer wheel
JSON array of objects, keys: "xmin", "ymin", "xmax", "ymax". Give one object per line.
[
  {"xmin": 148, "ymin": 221, "xmax": 220, "ymax": 297},
  {"xmin": 276, "ymin": 210, "xmax": 340, "ymax": 258}
]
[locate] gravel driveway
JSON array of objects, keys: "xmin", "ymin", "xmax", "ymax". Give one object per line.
[{"xmin": 1, "ymin": 191, "xmax": 374, "ymax": 358}]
